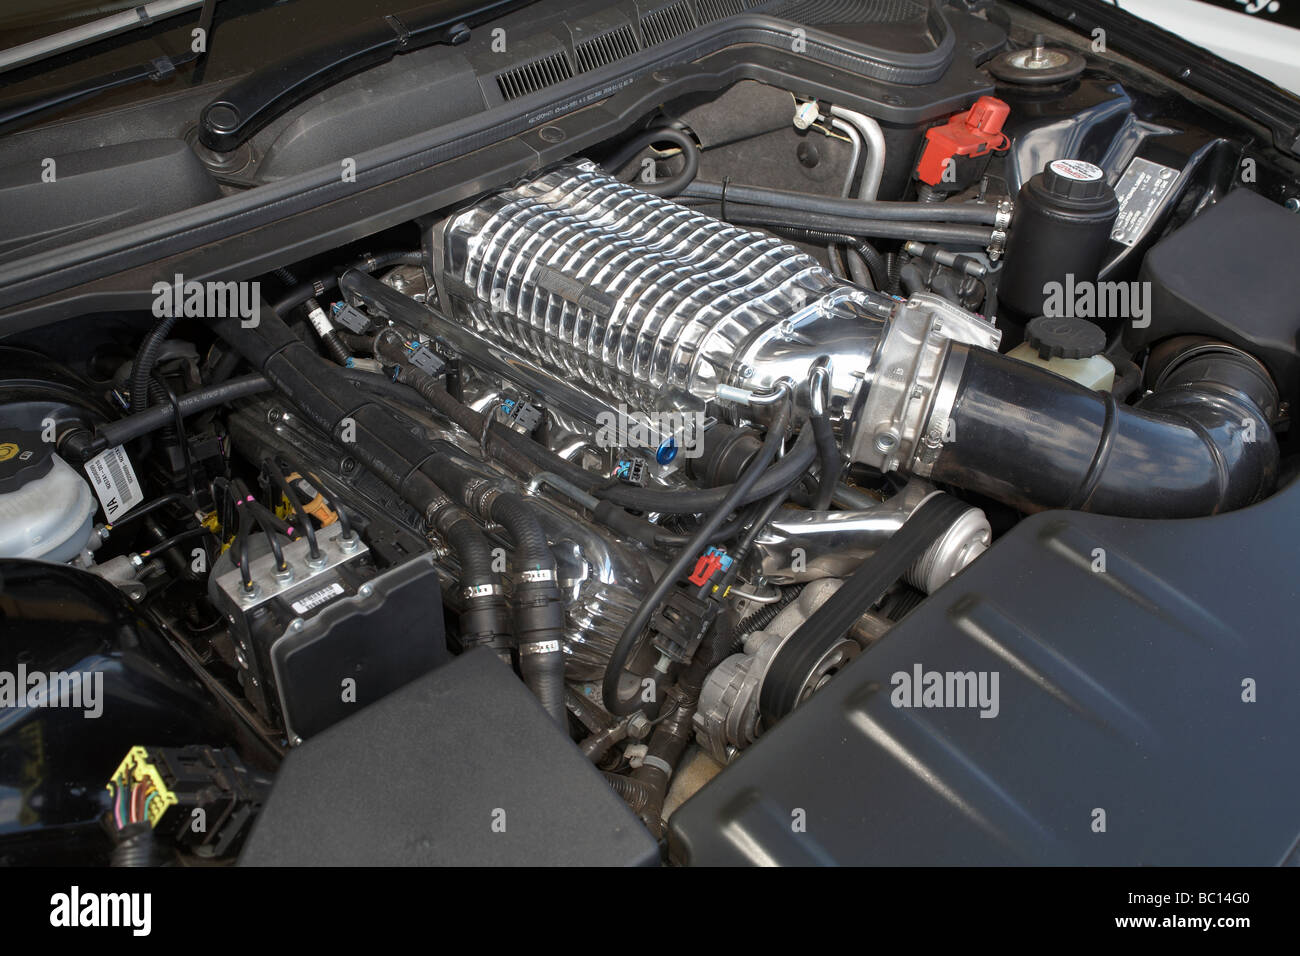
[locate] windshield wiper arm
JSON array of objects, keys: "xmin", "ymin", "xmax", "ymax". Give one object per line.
[{"xmin": 196, "ymin": 0, "xmax": 532, "ymax": 153}]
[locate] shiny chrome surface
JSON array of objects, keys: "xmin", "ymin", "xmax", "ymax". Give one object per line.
[
  {"xmin": 848, "ymin": 292, "xmax": 1002, "ymax": 473},
  {"xmin": 437, "ymin": 161, "xmax": 890, "ymax": 425},
  {"xmin": 753, "ymin": 482, "xmax": 990, "ymax": 593}
]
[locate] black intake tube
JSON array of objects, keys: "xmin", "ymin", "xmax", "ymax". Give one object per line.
[{"xmin": 930, "ymin": 341, "xmax": 1278, "ymax": 517}]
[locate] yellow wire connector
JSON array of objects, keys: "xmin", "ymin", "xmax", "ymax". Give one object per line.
[{"xmin": 106, "ymin": 745, "xmax": 179, "ymax": 828}]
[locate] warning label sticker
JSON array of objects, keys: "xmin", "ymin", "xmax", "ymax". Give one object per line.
[
  {"xmin": 85, "ymin": 445, "xmax": 144, "ymax": 522},
  {"xmin": 1112, "ymin": 156, "xmax": 1180, "ymax": 247}
]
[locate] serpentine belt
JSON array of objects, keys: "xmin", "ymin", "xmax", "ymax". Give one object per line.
[{"xmin": 759, "ymin": 492, "xmax": 971, "ymax": 724}]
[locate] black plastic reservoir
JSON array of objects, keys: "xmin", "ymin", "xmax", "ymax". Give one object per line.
[{"xmin": 999, "ymin": 159, "xmax": 1120, "ymax": 336}]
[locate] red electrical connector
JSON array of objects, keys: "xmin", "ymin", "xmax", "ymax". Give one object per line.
[
  {"xmin": 915, "ymin": 96, "xmax": 1011, "ymax": 187},
  {"xmin": 688, "ymin": 550, "xmax": 726, "ymax": 586}
]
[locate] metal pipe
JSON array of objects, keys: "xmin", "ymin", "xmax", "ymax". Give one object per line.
[
  {"xmin": 754, "ymin": 484, "xmax": 990, "ymax": 593},
  {"xmin": 828, "ymin": 105, "xmax": 886, "ymax": 202},
  {"xmin": 526, "ymin": 472, "xmax": 600, "ymax": 511},
  {"xmin": 827, "ymin": 116, "xmax": 862, "ymax": 280}
]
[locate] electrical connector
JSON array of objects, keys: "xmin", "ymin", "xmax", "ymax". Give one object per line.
[{"xmin": 104, "ymin": 745, "xmax": 270, "ymax": 857}]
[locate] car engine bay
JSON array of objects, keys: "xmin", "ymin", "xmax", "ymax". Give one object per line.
[{"xmin": 1, "ymin": 0, "xmax": 1299, "ymax": 867}]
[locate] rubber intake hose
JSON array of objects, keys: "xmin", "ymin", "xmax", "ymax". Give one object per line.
[{"xmin": 928, "ymin": 341, "xmax": 1279, "ymax": 518}]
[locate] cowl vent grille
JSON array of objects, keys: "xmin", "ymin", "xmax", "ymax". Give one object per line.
[
  {"xmin": 640, "ymin": 2, "xmax": 696, "ymax": 45},
  {"xmin": 697, "ymin": 0, "xmax": 760, "ymax": 22},
  {"xmin": 574, "ymin": 26, "xmax": 640, "ymax": 73},
  {"xmin": 496, "ymin": 51, "xmax": 574, "ymax": 100}
]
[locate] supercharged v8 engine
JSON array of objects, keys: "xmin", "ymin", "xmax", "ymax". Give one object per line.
[{"xmin": 2, "ymin": 0, "xmax": 1299, "ymax": 869}]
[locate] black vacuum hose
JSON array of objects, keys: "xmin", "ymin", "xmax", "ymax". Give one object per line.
[
  {"xmin": 271, "ymin": 250, "xmax": 423, "ymax": 317},
  {"xmin": 61, "ymin": 373, "xmax": 271, "ymax": 462},
  {"xmin": 603, "ymin": 127, "xmax": 700, "ymax": 197},
  {"xmin": 602, "ymin": 396, "xmax": 797, "ymax": 716},
  {"xmin": 129, "ymin": 316, "xmax": 178, "ymax": 413},
  {"xmin": 690, "ymin": 202, "xmax": 995, "ymax": 246},
  {"xmin": 770, "ymin": 225, "xmax": 890, "ymax": 290},
  {"xmin": 682, "ymin": 180, "xmax": 1002, "ymax": 224}
]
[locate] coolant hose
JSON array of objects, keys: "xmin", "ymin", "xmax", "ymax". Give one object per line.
[
  {"xmin": 929, "ymin": 339, "xmax": 1279, "ymax": 517},
  {"xmin": 434, "ymin": 507, "xmax": 511, "ymax": 661},
  {"xmin": 415, "ymin": 447, "xmax": 567, "ymax": 725},
  {"xmin": 770, "ymin": 225, "xmax": 889, "ymax": 290},
  {"xmin": 604, "ymin": 127, "xmax": 700, "ymax": 197},
  {"xmin": 271, "ymin": 250, "xmax": 424, "ymax": 317},
  {"xmin": 692, "ymin": 202, "xmax": 995, "ymax": 246}
]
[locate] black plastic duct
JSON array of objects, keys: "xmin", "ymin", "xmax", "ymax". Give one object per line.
[{"xmin": 930, "ymin": 338, "xmax": 1279, "ymax": 517}]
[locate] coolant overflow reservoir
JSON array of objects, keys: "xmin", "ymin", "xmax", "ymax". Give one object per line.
[{"xmin": 1008, "ymin": 315, "xmax": 1115, "ymax": 391}]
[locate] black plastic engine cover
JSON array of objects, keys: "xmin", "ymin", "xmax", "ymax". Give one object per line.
[
  {"xmin": 240, "ymin": 649, "xmax": 660, "ymax": 866},
  {"xmin": 669, "ymin": 481, "xmax": 1300, "ymax": 865}
]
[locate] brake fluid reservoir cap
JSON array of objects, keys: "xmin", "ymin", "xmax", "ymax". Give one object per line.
[{"xmin": 1025, "ymin": 315, "xmax": 1107, "ymax": 360}]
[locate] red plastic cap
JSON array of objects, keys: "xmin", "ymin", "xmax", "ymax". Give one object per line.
[{"xmin": 915, "ymin": 96, "xmax": 1011, "ymax": 186}]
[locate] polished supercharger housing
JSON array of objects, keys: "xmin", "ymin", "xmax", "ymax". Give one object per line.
[{"xmin": 431, "ymin": 161, "xmax": 1001, "ymax": 474}]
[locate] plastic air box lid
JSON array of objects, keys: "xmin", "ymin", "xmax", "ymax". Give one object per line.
[{"xmin": 240, "ymin": 649, "xmax": 659, "ymax": 866}]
